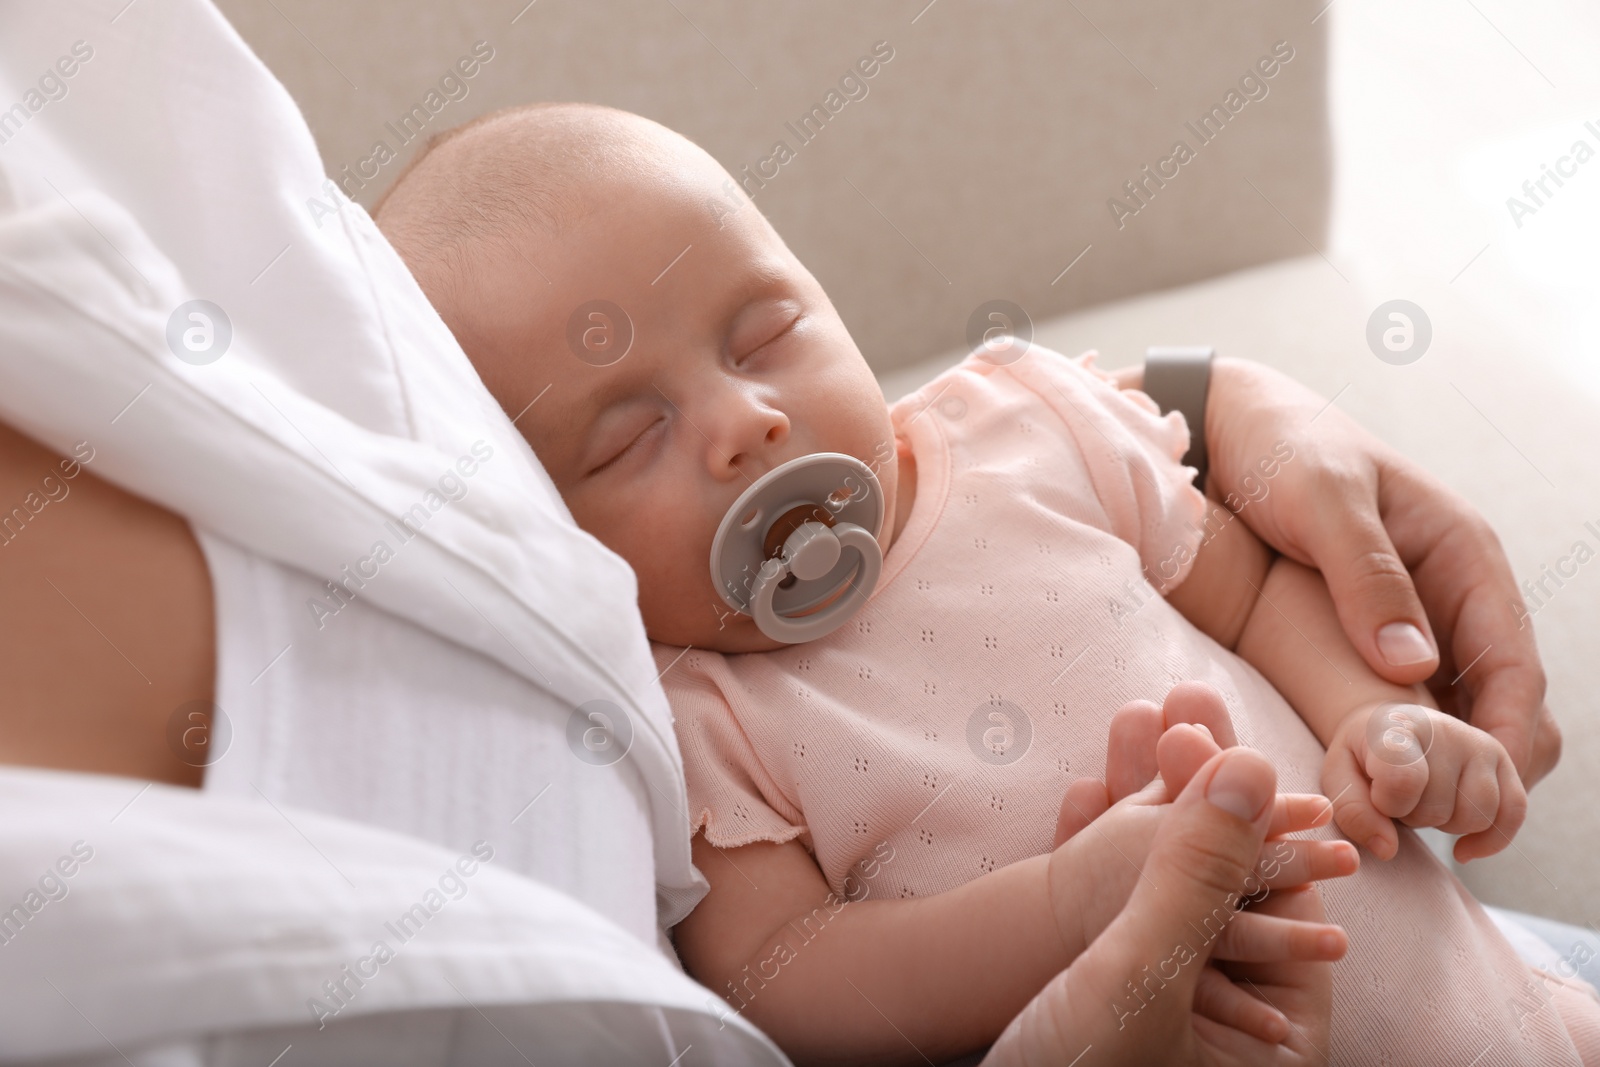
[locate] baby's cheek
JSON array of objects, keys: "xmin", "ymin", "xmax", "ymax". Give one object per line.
[
  {"xmin": 633, "ymin": 564, "xmax": 701, "ymax": 640},
  {"xmin": 631, "ymin": 526, "xmax": 714, "ymax": 612}
]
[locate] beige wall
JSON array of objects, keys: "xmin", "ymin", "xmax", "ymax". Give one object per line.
[{"xmin": 215, "ymin": 0, "xmax": 1329, "ymax": 374}]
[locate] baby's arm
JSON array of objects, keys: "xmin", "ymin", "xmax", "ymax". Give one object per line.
[
  {"xmin": 1166, "ymin": 494, "xmax": 1528, "ymax": 862},
  {"xmin": 674, "ymin": 831, "xmax": 1066, "ymax": 1066},
  {"xmin": 1163, "ymin": 493, "xmax": 1426, "ymax": 738},
  {"xmin": 674, "ymin": 783, "xmax": 1347, "ymax": 1066}
]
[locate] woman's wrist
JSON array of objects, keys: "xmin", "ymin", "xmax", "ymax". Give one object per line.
[
  {"xmin": 1204, "ymin": 357, "xmax": 1297, "ymax": 500},
  {"xmin": 1117, "ymin": 355, "xmax": 1289, "ymax": 500}
]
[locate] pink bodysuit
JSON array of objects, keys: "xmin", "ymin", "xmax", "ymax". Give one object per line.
[{"xmin": 652, "ymin": 345, "xmax": 1600, "ymax": 1063}]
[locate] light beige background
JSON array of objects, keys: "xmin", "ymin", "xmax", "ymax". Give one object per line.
[{"xmin": 214, "ymin": 0, "xmax": 1328, "ymax": 374}]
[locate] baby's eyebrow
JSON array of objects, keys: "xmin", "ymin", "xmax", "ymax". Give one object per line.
[{"xmin": 734, "ymin": 259, "xmax": 792, "ymax": 303}]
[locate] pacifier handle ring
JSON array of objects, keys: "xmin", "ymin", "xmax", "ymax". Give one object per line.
[{"xmin": 748, "ymin": 523, "xmax": 882, "ymax": 643}]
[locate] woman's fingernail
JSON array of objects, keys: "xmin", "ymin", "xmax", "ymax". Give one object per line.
[
  {"xmin": 1377, "ymin": 622, "xmax": 1435, "ymax": 666},
  {"xmin": 1318, "ymin": 930, "xmax": 1343, "ymax": 955},
  {"xmin": 1206, "ymin": 752, "xmax": 1271, "ymax": 821}
]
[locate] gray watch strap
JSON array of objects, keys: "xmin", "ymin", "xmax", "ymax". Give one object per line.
[{"xmin": 1141, "ymin": 346, "xmax": 1214, "ymax": 492}]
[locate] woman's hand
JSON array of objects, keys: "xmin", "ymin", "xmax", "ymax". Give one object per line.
[
  {"xmin": 985, "ymin": 743, "xmax": 1337, "ymax": 1066},
  {"xmin": 1197, "ymin": 358, "xmax": 1559, "ymax": 790}
]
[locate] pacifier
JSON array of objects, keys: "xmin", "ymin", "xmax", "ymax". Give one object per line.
[{"xmin": 710, "ymin": 452, "xmax": 886, "ymax": 644}]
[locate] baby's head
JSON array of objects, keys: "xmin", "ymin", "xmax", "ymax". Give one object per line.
[{"xmin": 376, "ymin": 103, "xmax": 909, "ymax": 652}]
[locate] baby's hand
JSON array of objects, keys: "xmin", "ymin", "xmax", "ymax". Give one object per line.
[
  {"xmin": 1049, "ymin": 706, "xmax": 1356, "ymax": 1047},
  {"xmin": 1050, "ymin": 685, "xmax": 1358, "ymax": 960},
  {"xmin": 1050, "ymin": 770, "xmax": 1350, "ymax": 954},
  {"xmin": 1324, "ymin": 702, "xmax": 1529, "ymax": 863}
]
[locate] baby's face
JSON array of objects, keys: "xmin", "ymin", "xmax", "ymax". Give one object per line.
[{"xmin": 451, "ymin": 139, "xmax": 906, "ymax": 652}]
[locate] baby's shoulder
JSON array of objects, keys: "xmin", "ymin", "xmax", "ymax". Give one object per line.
[{"xmin": 889, "ymin": 344, "xmax": 1124, "ymax": 428}]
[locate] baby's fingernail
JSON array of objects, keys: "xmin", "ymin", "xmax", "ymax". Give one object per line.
[
  {"xmin": 1206, "ymin": 752, "xmax": 1271, "ymax": 821},
  {"xmin": 1366, "ymin": 835, "xmax": 1388, "ymax": 857},
  {"xmin": 1318, "ymin": 930, "xmax": 1344, "ymax": 955},
  {"xmin": 1377, "ymin": 622, "xmax": 1435, "ymax": 667},
  {"xmin": 1195, "ymin": 723, "xmax": 1213, "ymax": 740},
  {"xmin": 1380, "ymin": 724, "xmax": 1418, "ymax": 757}
]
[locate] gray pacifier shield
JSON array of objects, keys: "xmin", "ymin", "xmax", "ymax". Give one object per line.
[{"xmin": 711, "ymin": 452, "xmax": 885, "ymax": 643}]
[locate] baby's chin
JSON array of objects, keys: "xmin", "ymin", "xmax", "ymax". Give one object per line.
[
  {"xmin": 647, "ymin": 575, "xmax": 864, "ymax": 652},
  {"xmin": 647, "ymin": 610, "xmax": 787, "ymax": 653}
]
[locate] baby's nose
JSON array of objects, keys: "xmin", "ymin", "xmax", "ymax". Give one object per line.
[{"xmin": 708, "ymin": 398, "xmax": 790, "ymax": 481}]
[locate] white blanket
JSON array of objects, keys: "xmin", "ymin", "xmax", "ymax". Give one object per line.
[{"xmin": 0, "ymin": 766, "xmax": 780, "ymax": 1063}]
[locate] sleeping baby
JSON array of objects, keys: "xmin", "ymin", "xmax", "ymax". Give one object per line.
[{"xmin": 375, "ymin": 102, "xmax": 1600, "ymax": 1065}]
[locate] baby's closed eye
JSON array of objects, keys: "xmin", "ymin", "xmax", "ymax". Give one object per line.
[
  {"xmin": 587, "ymin": 414, "xmax": 666, "ymax": 476},
  {"xmin": 729, "ymin": 298, "xmax": 802, "ymax": 362}
]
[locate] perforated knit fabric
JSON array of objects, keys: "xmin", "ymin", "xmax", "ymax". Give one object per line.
[{"xmin": 652, "ymin": 345, "xmax": 1600, "ymax": 1063}]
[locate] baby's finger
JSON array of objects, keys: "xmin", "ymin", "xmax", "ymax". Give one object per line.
[
  {"xmin": 1399, "ymin": 735, "xmax": 1468, "ymax": 830},
  {"xmin": 1053, "ymin": 777, "xmax": 1110, "ymax": 849},
  {"xmin": 1323, "ymin": 746, "xmax": 1399, "ymax": 860},
  {"xmin": 1193, "ymin": 965, "xmax": 1290, "ymax": 1045},
  {"xmin": 1269, "ymin": 793, "xmax": 1336, "ymax": 837},
  {"xmin": 1106, "ymin": 699, "xmax": 1163, "ymax": 801},
  {"xmin": 1361, "ymin": 704, "xmax": 1432, "ymax": 820},
  {"xmin": 1161, "ymin": 680, "xmax": 1241, "ymax": 748},
  {"xmin": 1191, "ymin": 1011, "xmax": 1286, "ymax": 1060},
  {"xmin": 1455, "ymin": 755, "xmax": 1529, "ymax": 862},
  {"xmin": 1217, "ymin": 887, "xmax": 1336, "ymax": 1057},
  {"xmin": 1211, "ymin": 910, "xmax": 1349, "ymax": 964},
  {"xmin": 1156, "ymin": 721, "xmax": 1223, "ymax": 796},
  {"xmin": 1254, "ymin": 838, "xmax": 1359, "ymax": 890},
  {"xmin": 1434, "ymin": 753, "xmax": 1499, "ymax": 838}
]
